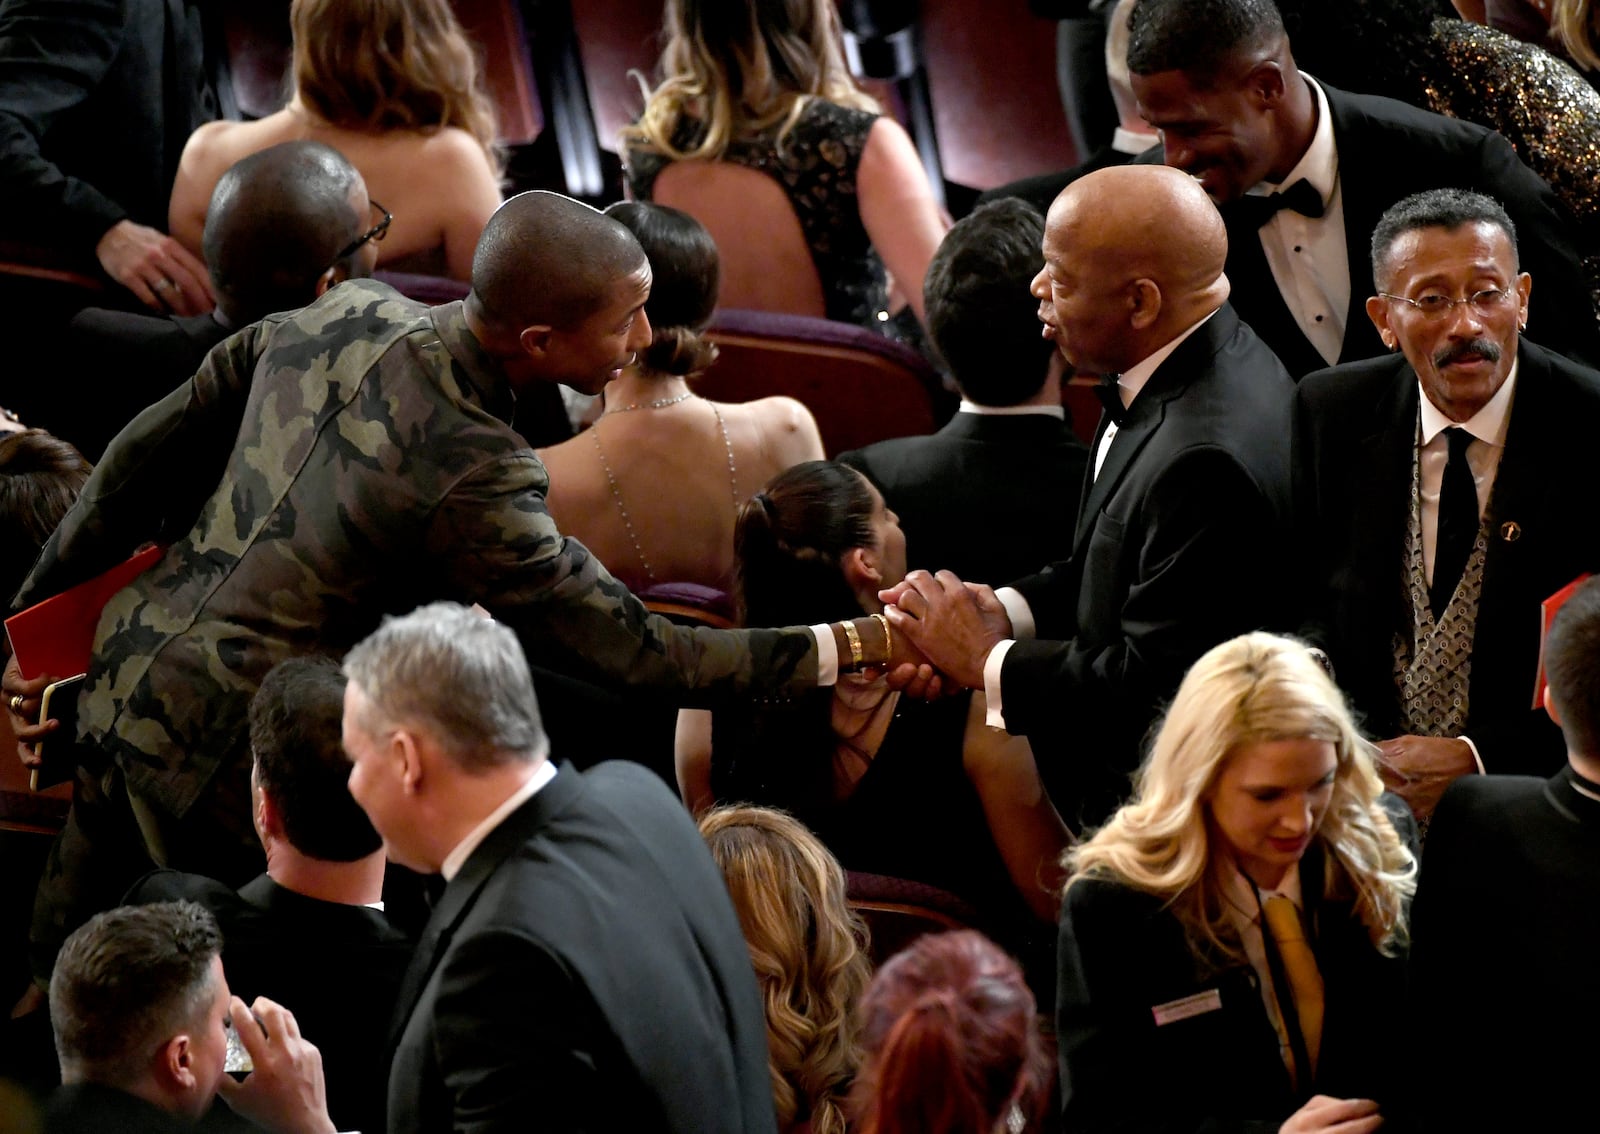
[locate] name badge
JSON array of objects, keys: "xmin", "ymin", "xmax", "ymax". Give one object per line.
[{"xmin": 1151, "ymin": 989, "xmax": 1223, "ymax": 1027}]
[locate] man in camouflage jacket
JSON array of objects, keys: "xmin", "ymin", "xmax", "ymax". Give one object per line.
[{"xmin": 6, "ymin": 193, "xmax": 846, "ymax": 981}]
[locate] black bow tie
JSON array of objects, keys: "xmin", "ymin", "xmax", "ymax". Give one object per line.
[
  {"xmin": 1232, "ymin": 179, "xmax": 1325, "ymax": 228},
  {"xmin": 1094, "ymin": 374, "xmax": 1127, "ymax": 427}
]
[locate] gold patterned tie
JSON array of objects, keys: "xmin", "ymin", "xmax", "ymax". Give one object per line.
[{"xmin": 1262, "ymin": 895, "xmax": 1324, "ymax": 1085}]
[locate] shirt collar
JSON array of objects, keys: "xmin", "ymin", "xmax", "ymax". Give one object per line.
[
  {"xmin": 958, "ymin": 399, "xmax": 1065, "ymax": 419},
  {"xmin": 1247, "ymin": 74, "xmax": 1337, "ymax": 208},
  {"xmin": 440, "ymin": 759, "xmax": 557, "ymax": 881},
  {"xmin": 1114, "ymin": 308, "xmax": 1218, "ymax": 408},
  {"xmin": 1223, "ymin": 861, "xmax": 1305, "ymax": 923},
  {"xmin": 1112, "ymin": 126, "xmax": 1157, "ymax": 156},
  {"xmin": 1417, "ymin": 357, "xmax": 1519, "ymax": 446}
]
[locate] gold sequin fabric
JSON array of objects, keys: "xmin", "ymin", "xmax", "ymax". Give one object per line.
[{"xmin": 1426, "ymin": 18, "xmax": 1600, "ymax": 318}]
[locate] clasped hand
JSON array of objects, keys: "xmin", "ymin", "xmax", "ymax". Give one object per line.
[{"xmin": 879, "ymin": 570, "xmax": 1012, "ymax": 693}]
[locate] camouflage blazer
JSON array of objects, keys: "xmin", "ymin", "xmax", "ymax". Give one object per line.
[{"xmin": 16, "ymin": 280, "xmax": 818, "ymax": 817}]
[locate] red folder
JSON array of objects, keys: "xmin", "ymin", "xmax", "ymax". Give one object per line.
[
  {"xmin": 1532, "ymin": 573, "xmax": 1593, "ymax": 710},
  {"xmin": 4, "ymin": 545, "xmax": 164, "ymax": 681}
]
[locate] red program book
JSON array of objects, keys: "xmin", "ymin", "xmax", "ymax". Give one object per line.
[
  {"xmin": 1533, "ymin": 573, "xmax": 1593, "ymax": 710},
  {"xmin": 4, "ymin": 545, "xmax": 164, "ymax": 681}
]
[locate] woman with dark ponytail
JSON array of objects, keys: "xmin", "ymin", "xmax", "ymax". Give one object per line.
[
  {"xmin": 676, "ymin": 461, "xmax": 1070, "ymax": 985},
  {"xmin": 539, "ymin": 202, "xmax": 823, "ymax": 594},
  {"xmin": 851, "ymin": 930, "xmax": 1052, "ymax": 1134}
]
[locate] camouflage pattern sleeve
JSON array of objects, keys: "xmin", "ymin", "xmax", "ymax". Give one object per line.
[
  {"xmin": 13, "ymin": 323, "xmax": 263, "ymax": 610},
  {"xmin": 426, "ymin": 450, "xmax": 820, "ymax": 706}
]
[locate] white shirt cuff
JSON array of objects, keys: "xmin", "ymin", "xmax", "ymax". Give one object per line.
[
  {"xmin": 1459, "ymin": 734, "xmax": 1485, "ymax": 775},
  {"xmin": 982, "ymin": 639, "xmax": 1016, "ymax": 729},
  {"xmin": 810, "ymin": 624, "xmax": 838, "ymax": 686},
  {"xmin": 995, "ymin": 587, "xmax": 1036, "ymax": 640}
]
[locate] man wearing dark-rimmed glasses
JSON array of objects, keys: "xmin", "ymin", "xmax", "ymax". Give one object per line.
[
  {"xmin": 1294, "ymin": 187, "xmax": 1600, "ymax": 823},
  {"xmin": 62, "ymin": 141, "xmax": 381, "ymax": 461}
]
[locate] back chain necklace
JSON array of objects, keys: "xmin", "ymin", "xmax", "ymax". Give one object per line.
[{"xmin": 590, "ymin": 395, "xmax": 740, "ymax": 583}]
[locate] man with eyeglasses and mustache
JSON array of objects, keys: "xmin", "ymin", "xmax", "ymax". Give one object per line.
[{"xmin": 1294, "ymin": 188, "xmax": 1600, "ymax": 823}]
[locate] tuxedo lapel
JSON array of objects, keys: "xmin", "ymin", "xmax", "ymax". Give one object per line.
[
  {"xmin": 1325, "ymin": 91, "xmax": 1384, "ymax": 365},
  {"xmin": 1071, "ymin": 314, "xmax": 1231, "ymax": 550},
  {"xmin": 1479, "ymin": 341, "xmax": 1548, "ymax": 599},
  {"xmin": 383, "ymin": 764, "xmax": 584, "ymax": 1056}
]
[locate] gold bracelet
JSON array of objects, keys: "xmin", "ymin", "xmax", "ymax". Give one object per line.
[
  {"xmin": 871, "ymin": 611, "xmax": 892, "ymax": 664},
  {"xmin": 841, "ymin": 619, "xmax": 864, "ymax": 669}
]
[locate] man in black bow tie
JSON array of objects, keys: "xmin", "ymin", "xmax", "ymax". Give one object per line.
[
  {"xmin": 882, "ymin": 164, "xmax": 1295, "ymax": 825},
  {"xmin": 1126, "ymin": 0, "xmax": 1598, "ymax": 378}
]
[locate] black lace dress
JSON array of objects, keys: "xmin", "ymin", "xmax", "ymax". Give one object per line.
[{"xmin": 626, "ymin": 99, "xmax": 916, "ymax": 342}]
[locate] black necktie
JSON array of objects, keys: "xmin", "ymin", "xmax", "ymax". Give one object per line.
[
  {"xmin": 1094, "ymin": 373, "xmax": 1127, "ymax": 427},
  {"xmin": 1233, "ymin": 179, "xmax": 1325, "ymax": 229},
  {"xmin": 1431, "ymin": 427, "xmax": 1479, "ymax": 616}
]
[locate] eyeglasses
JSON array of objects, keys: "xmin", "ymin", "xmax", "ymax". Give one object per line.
[
  {"xmin": 330, "ymin": 199, "xmax": 392, "ymax": 265},
  {"xmin": 1376, "ymin": 287, "xmax": 1513, "ymax": 318}
]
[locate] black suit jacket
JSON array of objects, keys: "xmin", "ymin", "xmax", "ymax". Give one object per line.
[
  {"xmin": 43, "ymin": 1083, "xmax": 190, "ymax": 1133},
  {"xmin": 125, "ymin": 870, "xmax": 413, "ymax": 1134},
  {"xmin": 999, "ymin": 307, "xmax": 1296, "ymax": 822},
  {"xmin": 386, "ymin": 761, "xmax": 777, "ymax": 1134},
  {"xmin": 1294, "ymin": 339, "xmax": 1600, "ymax": 774},
  {"xmin": 838, "ymin": 409, "xmax": 1089, "ymax": 583},
  {"xmin": 1216, "ymin": 82, "xmax": 1599, "ymax": 378},
  {"xmin": 1057, "ymin": 858, "xmax": 1409, "ymax": 1134},
  {"xmin": 64, "ymin": 306, "xmax": 232, "ymax": 460},
  {"xmin": 0, "ymin": 0, "xmax": 219, "ymax": 254},
  {"xmin": 1408, "ymin": 767, "xmax": 1600, "ymax": 1130}
]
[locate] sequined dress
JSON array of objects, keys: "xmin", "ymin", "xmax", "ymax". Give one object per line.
[
  {"xmin": 1424, "ymin": 18, "xmax": 1600, "ymax": 322},
  {"xmin": 625, "ymin": 99, "xmax": 898, "ymax": 336}
]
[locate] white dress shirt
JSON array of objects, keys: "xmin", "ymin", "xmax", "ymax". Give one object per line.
[
  {"xmin": 957, "ymin": 398, "xmax": 1065, "ymax": 420},
  {"xmin": 1416, "ymin": 362, "xmax": 1517, "ymax": 587},
  {"xmin": 1249, "ymin": 75, "xmax": 1349, "ymax": 367},
  {"xmin": 440, "ymin": 758, "xmax": 558, "ymax": 881},
  {"xmin": 983, "ymin": 312, "xmax": 1217, "ymax": 729}
]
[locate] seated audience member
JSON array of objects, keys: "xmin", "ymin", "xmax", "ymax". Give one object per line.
[
  {"xmin": 851, "ymin": 929, "xmax": 1052, "ymax": 1134},
  {"xmin": 1296, "ymin": 189, "xmax": 1600, "ymax": 820},
  {"xmin": 622, "ymin": 0, "xmax": 947, "ymax": 340},
  {"xmin": 539, "ymin": 202, "xmax": 823, "ymax": 594},
  {"xmin": 65, "ymin": 141, "xmax": 383, "ymax": 461},
  {"xmin": 883, "ymin": 165, "xmax": 1295, "ymax": 826},
  {"xmin": 124, "ymin": 657, "xmax": 411, "ymax": 1134},
  {"xmin": 1123, "ymin": 0, "xmax": 1598, "ymax": 377},
  {"xmin": 45, "ymin": 900, "xmax": 319, "ymax": 1134},
  {"xmin": 1408, "ymin": 576, "xmax": 1600, "ymax": 1130},
  {"xmin": 978, "ymin": 0, "xmax": 1158, "ymax": 218},
  {"xmin": 699, "ymin": 806, "xmax": 871, "ymax": 1134},
  {"xmin": 838, "ymin": 199, "xmax": 1089, "ymax": 585},
  {"xmin": 0, "ymin": 0, "xmax": 218, "ymax": 314},
  {"xmin": 0, "ymin": 429, "xmax": 90, "ymax": 602},
  {"xmin": 332, "ymin": 602, "xmax": 778, "ymax": 1134},
  {"xmin": 167, "ymin": 0, "xmax": 502, "ymax": 281},
  {"xmin": 1057, "ymin": 633, "xmax": 1416, "ymax": 1133},
  {"xmin": 677, "ymin": 461, "xmax": 1070, "ymax": 954}
]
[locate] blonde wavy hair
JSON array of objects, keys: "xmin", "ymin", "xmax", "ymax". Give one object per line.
[
  {"xmin": 1550, "ymin": 0, "xmax": 1600, "ymax": 71},
  {"xmin": 291, "ymin": 0, "xmax": 503, "ymax": 173},
  {"xmin": 624, "ymin": 0, "xmax": 881, "ymax": 161},
  {"xmin": 1065, "ymin": 632, "xmax": 1416, "ymax": 962},
  {"xmin": 700, "ymin": 806, "xmax": 872, "ymax": 1134}
]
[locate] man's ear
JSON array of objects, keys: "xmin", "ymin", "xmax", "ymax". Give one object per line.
[
  {"xmin": 517, "ymin": 324, "xmax": 556, "ymax": 360},
  {"xmin": 1366, "ymin": 294, "xmax": 1397, "ymax": 349},
  {"xmin": 255, "ymin": 786, "xmax": 282, "ymax": 841},
  {"xmin": 314, "ymin": 265, "xmax": 347, "ymax": 297},
  {"xmin": 161, "ymin": 1033, "xmax": 197, "ymax": 1091},
  {"xmin": 842, "ymin": 545, "xmax": 882, "ymax": 589},
  {"xmin": 391, "ymin": 728, "xmax": 426, "ymax": 795},
  {"xmin": 1128, "ymin": 278, "xmax": 1162, "ymax": 330},
  {"xmin": 1244, "ymin": 59, "xmax": 1287, "ymax": 106}
]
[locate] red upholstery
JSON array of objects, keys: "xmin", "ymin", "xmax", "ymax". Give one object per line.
[
  {"xmin": 699, "ymin": 308, "xmax": 953, "ymax": 457},
  {"xmin": 846, "ymin": 871, "xmax": 979, "ymax": 966}
]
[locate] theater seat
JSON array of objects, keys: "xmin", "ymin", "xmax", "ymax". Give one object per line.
[
  {"xmin": 652, "ymin": 161, "xmax": 828, "ymax": 318},
  {"xmin": 847, "ymin": 871, "xmax": 979, "ymax": 966},
  {"xmin": 640, "ymin": 581, "xmax": 737, "ymax": 629},
  {"xmin": 699, "ymin": 308, "xmax": 953, "ymax": 456}
]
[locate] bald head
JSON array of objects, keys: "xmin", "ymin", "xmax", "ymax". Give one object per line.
[
  {"xmin": 470, "ymin": 191, "xmax": 649, "ymax": 335},
  {"xmin": 204, "ymin": 141, "xmax": 371, "ymax": 325},
  {"xmin": 1033, "ymin": 165, "xmax": 1229, "ymax": 374}
]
